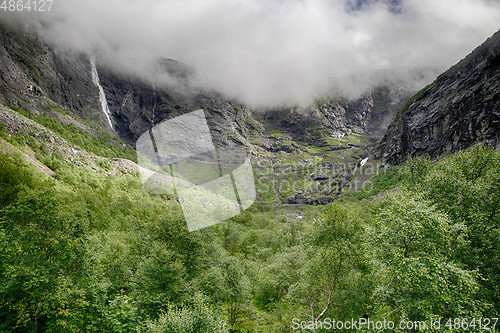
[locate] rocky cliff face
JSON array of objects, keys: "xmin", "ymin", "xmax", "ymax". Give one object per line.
[
  {"xmin": 0, "ymin": 22, "xmax": 419, "ymax": 152},
  {"xmin": 0, "ymin": 20, "xmax": 426, "ymax": 203},
  {"xmin": 97, "ymin": 65, "xmax": 263, "ymax": 150},
  {"xmin": 378, "ymin": 30, "xmax": 500, "ymax": 165},
  {"xmin": 0, "ymin": 23, "xmax": 103, "ymax": 121},
  {"xmin": 255, "ymin": 85, "xmax": 411, "ymax": 146},
  {"xmin": 0, "ymin": 22, "xmax": 263, "ymax": 153}
]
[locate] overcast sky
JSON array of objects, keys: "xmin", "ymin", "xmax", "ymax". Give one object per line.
[{"xmin": 8, "ymin": 0, "xmax": 500, "ymax": 106}]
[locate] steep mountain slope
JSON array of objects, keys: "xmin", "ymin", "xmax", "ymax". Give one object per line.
[
  {"xmin": 378, "ymin": 30, "xmax": 500, "ymax": 165},
  {"xmin": 0, "ymin": 21, "xmax": 425, "ymax": 203},
  {"xmin": 0, "ymin": 23, "xmax": 104, "ymax": 124},
  {"xmin": 1, "ymin": 22, "xmax": 498, "ymax": 332},
  {"xmin": 0, "ymin": 22, "xmax": 262, "ymax": 150}
]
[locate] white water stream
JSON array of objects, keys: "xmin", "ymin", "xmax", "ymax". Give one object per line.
[{"xmin": 90, "ymin": 57, "xmax": 113, "ymax": 129}]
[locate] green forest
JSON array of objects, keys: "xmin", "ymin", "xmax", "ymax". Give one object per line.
[{"xmin": 0, "ymin": 118, "xmax": 498, "ymax": 332}]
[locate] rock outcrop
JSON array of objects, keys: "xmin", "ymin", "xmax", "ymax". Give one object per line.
[
  {"xmin": 0, "ymin": 22, "xmax": 103, "ymax": 122},
  {"xmin": 378, "ymin": 30, "xmax": 500, "ymax": 165}
]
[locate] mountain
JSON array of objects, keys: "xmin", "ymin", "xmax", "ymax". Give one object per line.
[
  {"xmin": 378, "ymin": 30, "xmax": 500, "ymax": 165},
  {"xmin": 0, "ymin": 16, "xmax": 499, "ymax": 333},
  {"xmin": 0, "ymin": 21, "xmax": 431, "ymax": 204}
]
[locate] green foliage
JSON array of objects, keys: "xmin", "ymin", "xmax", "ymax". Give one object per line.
[
  {"xmin": 399, "ymin": 83, "xmax": 434, "ymax": 117},
  {"xmin": 0, "ymin": 150, "xmax": 213, "ymax": 331},
  {"xmin": 0, "ymin": 131, "xmax": 497, "ymax": 332},
  {"xmin": 341, "ymin": 165, "xmax": 404, "ymax": 201},
  {"xmin": 290, "ymin": 204, "xmax": 372, "ymax": 321},
  {"xmin": 403, "ymin": 154, "xmax": 431, "ymax": 187},
  {"xmin": 7, "ymin": 104, "xmax": 136, "ymax": 161},
  {"xmin": 375, "ymin": 191, "xmax": 459, "ymax": 259},
  {"xmin": 420, "ymin": 145, "xmax": 500, "ymax": 315},
  {"xmin": 107, "ymin": 294, "xmax": 139, "ymax": 332},
  {"xmin": 35, "ymin": 113, "xmax": 136, "ymax": 161},
  {"xmin": 143, "ymin": 295, "xmax": 229, "ymax": 333},
  {"xmin": 0, "ymin": 188, "xmax": 89, "ymax": 332},
  {"xmin": 372, "ymin": 190, "xmax": 482, "ymax": 321},
  {"xmin": 6, "ymin": 104, "xmax": 32, "ymax": 118}
]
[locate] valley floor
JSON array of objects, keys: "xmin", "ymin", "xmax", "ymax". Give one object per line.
[{"xmin": 0, "ymin": 102, "xmax": 498, "ymax": 332}]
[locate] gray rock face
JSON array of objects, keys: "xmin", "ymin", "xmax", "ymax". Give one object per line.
[
  {"xmin": 0, "ymin": 22, "xmax": 263, "ymax": 152},
  {"xmin": 0, "ymin": 21, "xmax": 414, "ymax": 155},
  {"xmin": 97, "ymin": 63, "xmax": 263, "ymax": 151},
  {"xmin": 254, "ymin": 86, "xmax": 411, "ymax": 148},
  {"xmin": 378, "ymin": 30, "xmax": 500, "ymax": 165},
  {"xmin": 0, "ymin": 20, "xmax": 442, "ymax": 204},
  {"xmin": 0, "ymin": 23, "xmax": 103, "ymax": 121}
]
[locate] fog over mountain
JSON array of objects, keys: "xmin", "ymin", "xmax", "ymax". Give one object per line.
[{"xmin": 3, "ymin": 0, "xmax": 499, "ymax": 106}]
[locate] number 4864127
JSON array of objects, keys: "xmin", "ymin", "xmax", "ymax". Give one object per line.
[
  {"xmin": 445, "ymin": 318, "xmax": 498, "ymax": 330},
  {"xmin": 0, "ymin": 0, "xmax": 54, "ymax": 12}
]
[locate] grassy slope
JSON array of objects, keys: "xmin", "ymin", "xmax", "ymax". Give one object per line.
[{"xmin": 1, "ymin": 96, "xmax": 498, "ymax": 331}]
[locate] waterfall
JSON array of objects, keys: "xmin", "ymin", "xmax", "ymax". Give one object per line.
[
  {"xmin": 152, "ymin": 83, "xmax": 157, "ymax": 126},
  {"xmin": 90, "ymin": 57, "xmax": 113, "ymax": 129}
]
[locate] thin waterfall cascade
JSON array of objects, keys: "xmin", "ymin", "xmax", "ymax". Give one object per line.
[
  {"xmin": 152, "ymin": 84, "xmax": 157, "ymax": 126},
  {"xmin": 90, "ymin": 57, "xmax": 113, "ymax": 129}
]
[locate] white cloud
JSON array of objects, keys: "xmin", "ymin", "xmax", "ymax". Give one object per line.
[{"xmin": 5, "ymin": 0, "xmax": 500, "ymax": 106}]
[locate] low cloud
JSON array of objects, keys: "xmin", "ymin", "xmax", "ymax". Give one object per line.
[{"xmin": 4, "ymin": 0, "xmax": 500, "ymax": 106}]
